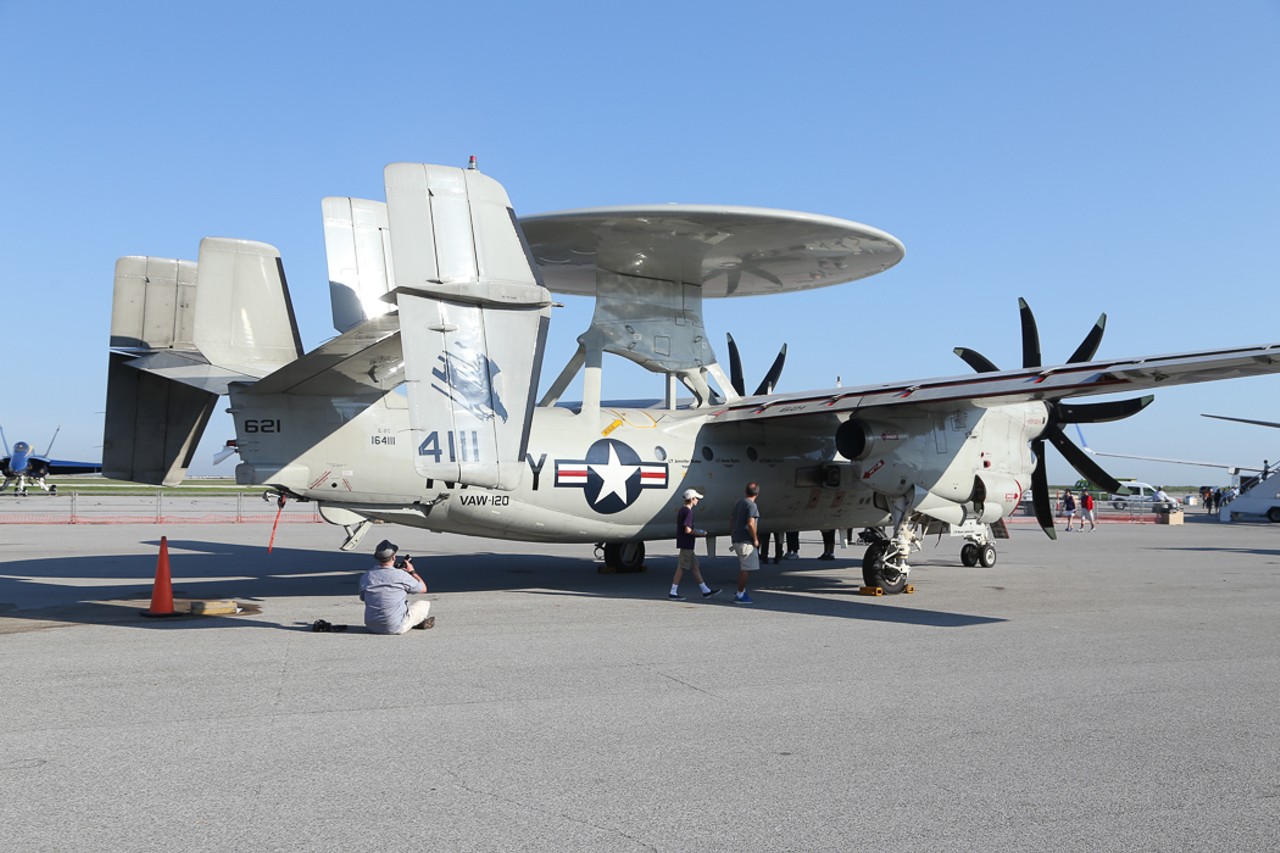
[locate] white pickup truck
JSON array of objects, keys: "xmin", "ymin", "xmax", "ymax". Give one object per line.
[{"xmin": 1109, "ymin": 482, "xmax": 1177, "ymax": 510}]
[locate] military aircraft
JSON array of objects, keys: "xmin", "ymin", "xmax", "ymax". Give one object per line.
[
  {"xmin": 1, "ymin": 426, "xmax": 101, "ymax": 495},
  {"xmin": 102, "ymin": 161, "xmax": 1280, "ymax": 593},
  {"xmin": 1084, "ymin": 414, "xmax": 1280, "ymax": 521},
  {"xmin": 1081, "ymin": 412, "xmax": 1279, "ymax": 477}
]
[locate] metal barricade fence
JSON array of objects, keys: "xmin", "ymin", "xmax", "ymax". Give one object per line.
[{"xmin": 0, "ymin": 492, "xmax": 324, "ymax": 525}]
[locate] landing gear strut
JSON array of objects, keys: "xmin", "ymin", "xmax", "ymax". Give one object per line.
[
  {"xmin": 862, "ymin": 537, "xmax": 910, "ymax": 594},
  {"xmin": 860, "ymin": 504, "xmax": 922, "ymax": 595}
]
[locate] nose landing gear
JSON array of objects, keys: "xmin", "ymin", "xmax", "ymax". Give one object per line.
[{"xmin": 960, "ymin": 541, "xmax": 997, "ymax": 568}]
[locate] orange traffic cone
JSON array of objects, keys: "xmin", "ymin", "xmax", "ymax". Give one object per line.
[{"xmin": 141, "ymin": 536, "xmax": 182, "ymax": 617}]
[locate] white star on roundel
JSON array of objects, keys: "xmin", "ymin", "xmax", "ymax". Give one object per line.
[{"xmin": 589, "ymin": 442, "xmax": 639, "ymax": 507}]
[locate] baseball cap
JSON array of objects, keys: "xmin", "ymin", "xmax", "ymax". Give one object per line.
[
  {"xmin": 682, "ymin": 489, "xmax": 703, "ymax": 500},
  {"xmin": 374, "ymin": 539, "xmax": 399, "ymax": 560}
]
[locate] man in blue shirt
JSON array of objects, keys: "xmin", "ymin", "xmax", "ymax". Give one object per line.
[{"xmin": 358, "ymin": 539, "xmax": 433, "ymax": 634}]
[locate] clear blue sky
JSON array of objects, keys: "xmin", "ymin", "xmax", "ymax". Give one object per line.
[{"xmin": 3, "ymin": 1, "xmax": 1278, "ymax": 487}]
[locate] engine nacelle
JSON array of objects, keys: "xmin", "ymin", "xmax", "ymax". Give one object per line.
[
  {"xmin": 973, "ymin": 473, "xmax": 1024, "ymax": 522},
  {"xmin": 835, "ymin": 418, "xmax": 905, "ymax": 462}
]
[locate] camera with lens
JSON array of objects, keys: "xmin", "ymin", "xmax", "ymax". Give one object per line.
[{"xmin": 394, "ymin": 554, "xmax": 413, "ymax": 569}]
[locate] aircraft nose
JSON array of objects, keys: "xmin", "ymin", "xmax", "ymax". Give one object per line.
[{"xmin": 10, "ymin": 444, "xmax": 32, "ymax": 473}]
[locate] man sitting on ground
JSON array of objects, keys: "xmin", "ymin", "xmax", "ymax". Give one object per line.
[{"xmin": 359, "ymin": 539, "xmax": 433, "ymax": 634}]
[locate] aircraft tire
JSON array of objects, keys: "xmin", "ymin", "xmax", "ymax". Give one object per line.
[
  {"xmin": 862, "ymin": 541, "xmax": 907, "ymax": 594},
  {"xmin": 1267, "ymin": 508, "xmax": 1280, "ymax": 524},
  {"xmin": 960, "ymin": 543, "xmax": 979, "ymax": 567},
  {"xmin": 604, "ymin": 541, "xmax": 646, "ymax": 571},
  {"xmin": 978, "ymin": 544, "xmax": 997, "ymax": 568}
]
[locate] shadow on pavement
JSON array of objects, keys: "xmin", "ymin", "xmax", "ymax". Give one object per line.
[{"xmin": 0, "ymin": 539, "xmax": 1005, "ymax": 630}]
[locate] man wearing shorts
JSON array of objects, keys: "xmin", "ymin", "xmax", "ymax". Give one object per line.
[
  {"xmin": 1080, "ymin": 490, "xmax": 1097, "ymax": 531},
  {"xmin": 669, "ymin": 489, "xmax": 719, "ymax": 600},
  {"xmin": 729, "ymin": 482, "xmax": 761, "ymax": 604}
]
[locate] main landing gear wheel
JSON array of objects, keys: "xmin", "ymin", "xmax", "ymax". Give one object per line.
[
  {"xmin": 862, "ymin": 541, "xmax": 908, "ymax": 595},
  {"xmin": 603, "ymin": 541, "xmax": 646, "ymax": 571},
  {"xmin": 960, "ymin": 543, "xmax": 979, "ymax": 567}
]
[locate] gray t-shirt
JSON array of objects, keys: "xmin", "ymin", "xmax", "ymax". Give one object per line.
[
  {"xmin": 359, "ymin": 565, "xmax": 423, "ymax": 633},
  {"xmin": 730, "ymin": 497, "xmax": 759, "ymax": 544}
]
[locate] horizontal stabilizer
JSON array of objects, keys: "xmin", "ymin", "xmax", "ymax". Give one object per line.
[
  {"xmin": 124, "ymin": 349, "xmax": 258, "ymax": 396},
  {"xmin": 247, "ymin": 313, "xmax": 403, "ymax": 397}
]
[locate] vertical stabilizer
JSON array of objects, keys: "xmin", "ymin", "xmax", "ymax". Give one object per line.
[
  {"xmin": 105, "ymin": 256, "xmax": 217, "ymax": 485},
  {"xmin": 110, "ymin": 255, "xmax": 198, "ymax": 351},
  {"xmin": 384, "ymin": 163, "xmax": 551, "ymax": 490},
  {"xmin": 193, "ymin": 238, "xmax": 303, "ymax": 376},
  {"xmin": 106, "ymin": 240, "xmax": 303, "ymax": 486},
  {"xmin": 322, "ymin": 197, "xmax": 396, "ymax": 333}
]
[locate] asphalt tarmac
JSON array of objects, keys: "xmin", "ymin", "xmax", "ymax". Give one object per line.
[{"xmin": 2, "ymin": 510, "xmax": 1278, "ymax": 852}]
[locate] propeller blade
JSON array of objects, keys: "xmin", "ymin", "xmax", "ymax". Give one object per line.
[
  {"xmin": 1066, "ymin": 313, "xmax": 1107, "ymax": 363},
  {"xmin": 1045, "ymin": 426, "xmax": 1126, "ymax": 494},
  {"xmin": 1030, "ymin": 438, "xmax": 1057, "ymax": 540},
  {"xmin": 726, "ymin": 333, "xmax": 745, "ymax": 396},
  {"xmin": 1018, "ymin": 297, "xmax": 1041, "ymax": 369},
  {"xmin": 954, "ymin": 347, "xmax": 1000, "ymax": 373},
  {"xmin": 753, "ymin": 343, "xmax": 787, "ymax": 396},
  {"xmin": 1057, "ymin": 395, "xmax": 1154, "ymax": 424},
  {"xmin": 725, "ymin": 269, "xmax": 742, "ymax": 296}
]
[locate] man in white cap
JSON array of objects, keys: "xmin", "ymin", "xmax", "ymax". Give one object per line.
[
  {"xmin": 669, "ymin": 488, "xmax": 719, "ymax": 600},
  {"xmin": 358, "ymin": 539, "xmax": 434, "ymax": 633}
]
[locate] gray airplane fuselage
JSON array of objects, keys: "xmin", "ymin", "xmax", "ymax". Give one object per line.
[{"xmin": 230, "ymin": 388, "xmax": 1044, "ymax": 544}]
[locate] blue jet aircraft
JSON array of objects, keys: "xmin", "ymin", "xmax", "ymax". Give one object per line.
[{"xmin": 1, "ymin": 427, "xmax": 101, "ymax": 495}]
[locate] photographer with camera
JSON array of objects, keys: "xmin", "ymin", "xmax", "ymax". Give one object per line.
[{"xmin": 358, "ymin": 539, "xmax": 434, "ymax": 634}]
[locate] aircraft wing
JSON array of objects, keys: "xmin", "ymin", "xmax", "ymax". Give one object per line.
[
  {"xmin": 707, "ymin": 342, "xmax": 1280, "ymax": 423},
  {"xmin": 1085, "ymin": 449, "xmax": 1257, "ymax": 475},
  {"xmin": 1074, "ymin": 424, "xmax": 1260, "ymax": 475},
  {"xmin": 43, "ymin": 459, "xmax": 103, "ymax": 475},
  {"xmin": 1202, "ymin": 413, "xmax": 1280, "ymax": 430}
]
